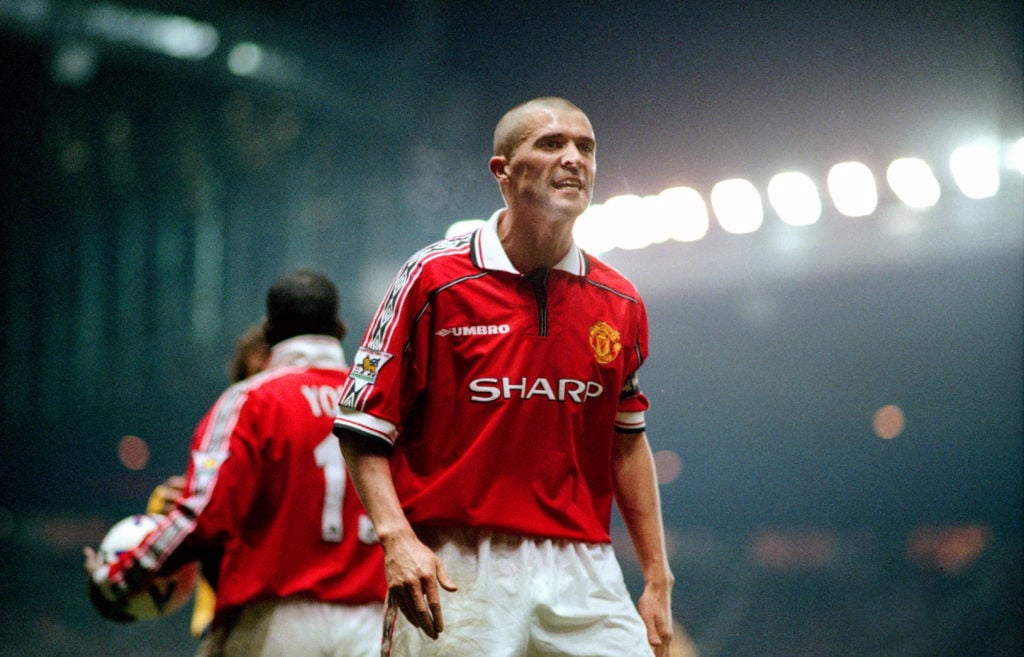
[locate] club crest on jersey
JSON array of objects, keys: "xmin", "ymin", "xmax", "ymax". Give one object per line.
[
  {"xmin": 589, "ymin": 321, "xmax": 622, "ymax": 365},
  {"xmin": 350, "ymin": 347, "xmax": 392, "ymax": 383}
]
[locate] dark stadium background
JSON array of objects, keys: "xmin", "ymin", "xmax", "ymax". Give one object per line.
[{"xmin": 0, "ymin": 1, "xmax": 1020, "ymax": 655}]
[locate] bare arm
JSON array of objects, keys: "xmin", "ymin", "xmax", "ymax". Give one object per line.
[
  {"xmin": 335, "ymin": 428, "xmax": 456, "ymax": 639},
  {"xmin": 612, "ymin": 430, "xmax": 675, "ymax": 657}
]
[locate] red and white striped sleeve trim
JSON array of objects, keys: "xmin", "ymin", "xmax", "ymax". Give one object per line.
[
  {"xmin": 333, "ymin": 408, "xmax": 398, "ymax": 447},
  {"xmin": 614, "ymin": 411, "xmax": 647, "ymax": 434}
]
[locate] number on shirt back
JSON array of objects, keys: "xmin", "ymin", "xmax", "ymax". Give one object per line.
[{"xmin": 313, "ymin": 435, "xmax": 345, "ymax": 542}]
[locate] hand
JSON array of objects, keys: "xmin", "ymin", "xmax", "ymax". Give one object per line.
[
  {"xmin": 148, "ymin": 475, "xmax": 186, "ymax": 515},
  {"xmin": 381, "ymin": 533, "xmax": 458, "ymax": 639},
  {"xmin": 637, "ymin": 581, "xmax": 673, "ymax": 657},
  {"xmin": 83, "ymin": 547, "xmax": 134, "ymax": 623},
  {"xmin": 83, "ymin": 546, "xmax": 103, "ymax": 577}
]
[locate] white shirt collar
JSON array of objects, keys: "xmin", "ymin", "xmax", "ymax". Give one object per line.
[
  {"xmin": 267, "ymin": 335, "xmax": 347, "ymax": 370},
  {"xmin": 473, "ymin": 209, "xmax": 588, "ymax": 276}
]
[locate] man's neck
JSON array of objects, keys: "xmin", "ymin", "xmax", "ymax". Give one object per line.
[{"xmin": 497, "ymin": 208, "xmax": 576, "ymax": 275}]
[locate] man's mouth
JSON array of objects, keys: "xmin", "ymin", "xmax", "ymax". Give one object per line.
[{"xmin": 553, "ymin": 179, "xmax": 583, "ymax": 190}]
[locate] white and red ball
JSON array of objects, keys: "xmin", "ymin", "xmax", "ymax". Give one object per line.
[{"xmin": 97, "ymin": 514, "xmax": 199, "ymax": 621}]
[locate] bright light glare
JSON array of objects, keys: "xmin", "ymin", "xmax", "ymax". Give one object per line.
[
  {"xmin": 444, "ymin": 219, "xmax": 486, "ymax": 239},
  {"xmin": 228, "ymin": 42, "xmax": 263, "ymax": 76},
  {"xmin": 155, "ymin": 16, "xmax": 219, "ymax": 60},
  {"xmin": 949, "ymin": 144, "xmax": 1000, "ymax": 199},
  {"xmin": 767, "ymin": 172, "xmax": 821, "ymax": 226},
  {"xmin": 657, "ymin": 186, "xmax": 709, "ymax": 242},
  {"xmin": 604, "ymin": 195, "xmax": 656, "ymax": 250},
  {"xmin": 574, "ymin": 204, "xmax": 616, "ymax": 254},
  {"xmin": 886, "ymin": 157, "xmax": 941, "ymax": 209},
  {"xmin": 84, "ymin": 5, "xmax": 219, "ymax": 60},
  {"xmin": 1009, "ymin": 137, "xmax": 1024, "ymax": 175},
  {"xmin": 710, "ymin": 178, "xmax": 763, "ymax": 234},
  {"xmin": 827, "ymin": 161, "xmax": 878, "ymax": 217}
]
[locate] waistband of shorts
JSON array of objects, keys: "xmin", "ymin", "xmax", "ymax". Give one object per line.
[{"xmin": 412, "ymin": 525, "xmax": 606, "ymax": 550}]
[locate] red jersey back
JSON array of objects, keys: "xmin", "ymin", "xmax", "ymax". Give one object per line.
[{"xmin": 106, "ymin": 336, "xmax": 386, "ymax": 614}]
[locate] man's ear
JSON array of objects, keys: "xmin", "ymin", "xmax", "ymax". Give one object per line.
[{"xmin": 488, "ymin": 155, "xmax": 509, "ymax": 182}]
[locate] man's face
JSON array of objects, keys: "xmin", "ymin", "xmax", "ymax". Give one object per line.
[{"xmin": 501, "ymin": 108, "xmax": 596, "ymax": 220}]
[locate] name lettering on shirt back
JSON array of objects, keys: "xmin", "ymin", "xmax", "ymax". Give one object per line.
[{"xmin": 301, "ymin": 385, "xmax": 344, "ymax": 417}]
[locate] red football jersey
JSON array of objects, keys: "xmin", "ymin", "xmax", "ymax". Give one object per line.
[
  {"xmin": 334, "ymin": 213, "xmax": 651, "ymax": 543},
  {"xmin": 104, "ymin": 336, "xmax": 386, "ymax": 614}
]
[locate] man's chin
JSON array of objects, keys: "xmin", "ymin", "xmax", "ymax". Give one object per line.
[{"xmin": 550, "ymin": 194, "xmax": 591, "ymax": 217}]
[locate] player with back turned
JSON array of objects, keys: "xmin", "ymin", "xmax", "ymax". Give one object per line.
[
  {"xmin": 86, "ymin": 269, "xmax": 386, "ymax": 657},
  {"xmin": 334, "ymin": 97, "xmax": 674, "ymax": 657}
]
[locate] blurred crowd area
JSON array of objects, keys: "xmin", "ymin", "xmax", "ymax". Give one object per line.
[{"xmin": 1, "ymin": 513, "xmax": 1019, "ymax": 657}]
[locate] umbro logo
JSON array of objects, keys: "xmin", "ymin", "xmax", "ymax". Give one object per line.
[{"xmin": 436, "ymin": 324, "xmax": 511, "ymax": 337}]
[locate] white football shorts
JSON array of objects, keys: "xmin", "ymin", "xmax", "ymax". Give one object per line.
[
  {"xmin": 383, "ymin": 527, "xmax": 655, "ymax": 657},
  {"xmin": 203, "ymin": 598, "xmax": 384, "ymax": 657}
]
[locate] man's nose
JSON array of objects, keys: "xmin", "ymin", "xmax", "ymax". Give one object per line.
[{"xmin": 561, "ymin": 144, "xmax": 583, "ymax": 168}]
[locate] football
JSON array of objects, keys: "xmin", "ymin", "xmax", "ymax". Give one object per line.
[{"xmin": 95, "ymin": 514, "xmax": 199, "ymax": 621}]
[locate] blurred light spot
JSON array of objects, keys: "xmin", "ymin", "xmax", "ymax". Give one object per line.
[
  {"xmin": 118, "ymin": 435, "xmax": 150, "ymax": 470},
  {"xmin": 59, "ymin": 139, "xmax": 90, "ymax": 173},
  {"xmin": 886, "ymin": 157, "xmax": 941, "ymax": 209},
  {"xmin": 0, "ymin": 506, "xmax": 14, "ymax": 540},
  {"xmin": 225, "ymin": 41, "xmax": 302, "ymax": 85},
  {"xmin": 873, "ymin": 404, "xmax": 905, "ymax": 439},
  {"xmin": 749, "ymin": 529, "xmax": 836, "ymax": 571},
  {"xmin": 1010, "ymin": 137, "xmax": 1024, "ymax": 175},
  {"xmin": 28, "ymin": 515, "xmax": 110, "ymax": 551},
  {"xmin": 653, "ymin": 450, "xmax": 682, "ymax": 485},
  {"xmin": 949, "ymin": 143, "xmax": 1000, "ymax": 199},
  {"xmin": 636, "ymin": 194, "xmax": 675, "ymax": 246},
  {"xmin": 604, "ymin": 194, "xmax": 654, "ymax": 250},
  {"xmin": 153, "ymin": 15, "xmax": 219, "ymax": 60},
  {"xmin": 906, "ymin": 524, "xmax": 990, "ymax": 574},
  {"xmin": 574, "ymin": 203, "xmax": 616, "ymax": 255},
  {"xmin": 104, "ymin": 112, "xmax": 132, "ymax": 147},
  {"xmin": 83, "ymin": 5, "xmax": 218, "ymax": 61},
  {"xmin": 227, "ymin": 42, "xmax": 263, "ymax": 76},
  {"xmin": 827, "ymin": 161, "xmax": 878, "ymax": 217},
  {"xmin": 8, "ymin": 0, "xmax": 52, "ymax": 25},
  {"xmin": 767, "ymin": 171, "xmax": 821, "ymax": 226},
  {"xmin": 444, "ymin": 218, "xmax": 486, "ymax": 239},
  {"xmin": 51, "ymin": 42, "xmax": 98, "ymax": 87},
  {"xmin": 710, "ymin": 178, "xmax": 763, "ymax": 234},
  {"xmin": 658, "ymin": 186, "xmax": 710, "ymax": 242}
]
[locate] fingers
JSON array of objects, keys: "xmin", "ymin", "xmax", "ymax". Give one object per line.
[
  {"xmin": 647, "ymin": 616, "xmax": 673, "ymax": 657},
  {"xmin": 164, "ymin": 475, "xmax": 186, "ymax": 497},
  {"xmin": 82, "ymin": 546, "xmax": 100, "ymax": 575},
  {"xmin": 392, "ymin": 580, "xmax": 440, "ymax": 639},
  {"xmin": 436, "ymin": 560, "xmax": 458, "ymax": 592},
  {"xmin": 393, "ymin": 584, "xmax": 438, "ymax": 639},
  {"xmin": 391, "ymin": 560, "xmax": 457, "ymax": 640}
]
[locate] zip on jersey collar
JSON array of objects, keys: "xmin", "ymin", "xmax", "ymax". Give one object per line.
[{"xmin": 470, "ymin": 209, "xmax": 590, "ymax": 276}]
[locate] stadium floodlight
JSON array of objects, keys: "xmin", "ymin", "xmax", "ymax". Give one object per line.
[
  {"xmin": 228, "ymin": 42, "xmax": 264, "ymax": 76},
  {"xmin": 445, "ymin": 218, "xmax": 486, "ymax": 239},
  {"xmin": 766, "ymin": 171, "xmax": 822, "ymax": 226},
  {"xmin": 83, "ymin": 5, "xmax": 219, "ymax": 61},
  {"xmin": 710, "ymin": 178, "xmax": 763, "ymax": 235},
  {"xmin": 1009, "ymin": 137, "xmax": 1024, "ymax": 175},
  {"xmin": 574, "ymin": 203, "xmax": 617, "ymax": 255},
  {"xmin": 949, "ymin": 144, "xmax": 1000, "ymax": 199},
  {"xmin": 827, "ymin": 161, "xmax": 878, "ymax": 217},
  {"xmin": 656, "ymin": 186, "xmax": 710, "ymax": 242},
  {"xmin": 886, "ymin": 157, "xmax": 941, "ymax": 209},
  {"xmin": 602, "ymin": 195, "xmax": 656, "ymax": 250}
]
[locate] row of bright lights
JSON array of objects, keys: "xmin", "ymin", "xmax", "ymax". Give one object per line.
[{"xmin": 447, "ymin": 138, "xmax": 1024, "ymax": 255}]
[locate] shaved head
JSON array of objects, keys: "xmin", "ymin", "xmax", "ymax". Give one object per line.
[{"xmin": 492, "ymin": 97, "xmax": 589, "ymax": 159}]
